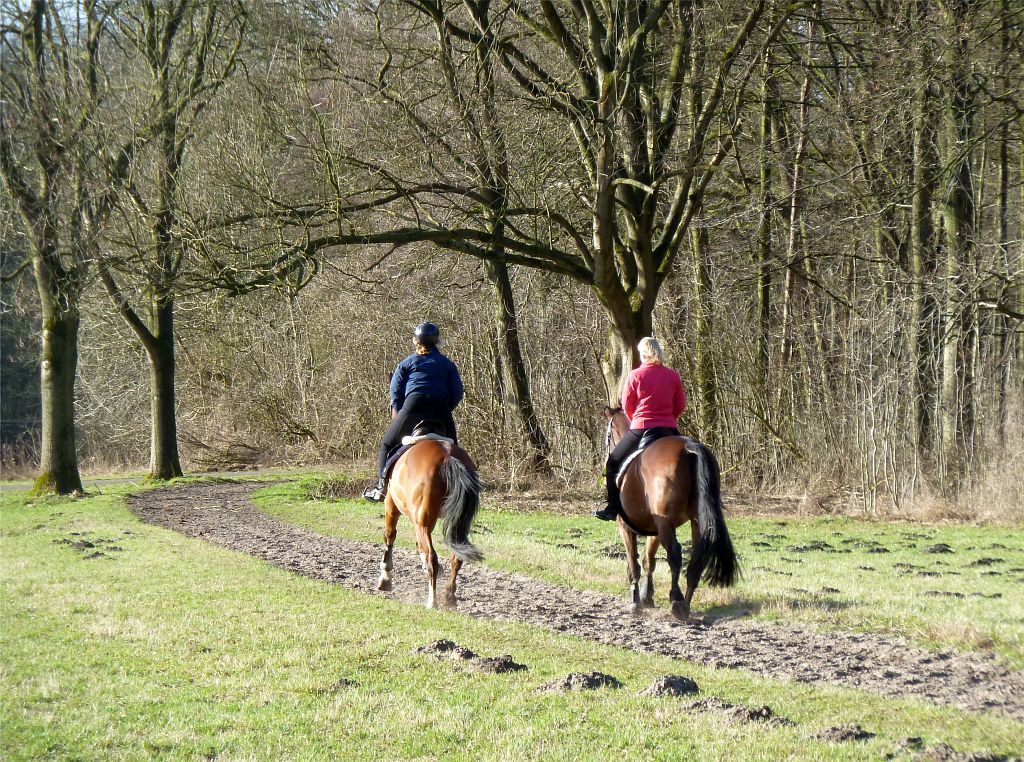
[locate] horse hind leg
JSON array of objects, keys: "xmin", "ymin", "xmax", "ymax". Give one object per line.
[
  {"xmin": 655, "ymin": 518, "xmax": 687, "ymax": 621},
  {"xmin": 415, "ymin": 525, "xmax": 440, "ymax": 608},
  {"xmin": 682, "ymin": 520, "xmax": 703, "ymax": 613},
  {"xmin": 444, "ymin": 554, "xmax": 463, "ymax": 608},
  {"xmin": 640, "ymin": 536, "xmax": 660, "ymax": 608},
  {"xmin": 617, "ymin": 520, "xmax": 642, "ymax": 614},
  {"xmin": 377, "ymin": 499, "xmax": 400, "ymax": 592}
]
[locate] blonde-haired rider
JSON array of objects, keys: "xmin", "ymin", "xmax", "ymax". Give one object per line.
[{"xmin": 596, "ymin": 337, "xmax": 687, "ymax": 521}]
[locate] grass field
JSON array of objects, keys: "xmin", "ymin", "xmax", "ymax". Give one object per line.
[{"xmin": 2, "ymin": 477, "xmax": 1023, "ymax": 760}]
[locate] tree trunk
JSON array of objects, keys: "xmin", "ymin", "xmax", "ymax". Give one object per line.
[
  {"xmin": 689, "ymin": 225, "xmax": 719, "ymax": 442},
  {"xmin": 3, "ymin": 1, "xmax": 91, "ymax": 496},
  {"xmin": 600, "ymin": 304, "xmax": 651, "ymax": 406},
  {"xmin": 98, "ymin": 263, "xmax": 184, "ymax": 480},
  {"xmin": 995, "ymin": 136, "xmax": 1009, "ymax": 444},
  {"xmin": 910, "ymin": 0, "xmax": 940, "ymax": 461},
  {"xmin": 1018, "ymin": 64, "xmax": 1024, "ymax": 368},
  {"xmin": 147, "ymin": 298, "xmax": 182, "ymax": 479},
  {"xmin": 755, "ymin": 46, "xmax": 776, "ymax": 409},
  {"xmin": 777, "ymin": 128, "xmax": 805, "ymax": 420},
  {"xmin": 778, "ymin": 11, "xmax": 815, "ymax": 393},
  {"xmin": 995, "ymin": 0, "xmax": 1011, "ymax": 445},
  {"xmin": 484, "ymin": 259, "xmax": 552, "ymax": 472},
  {"xmin": 33, "ymin": 288, "xmax": 83, "ymax": 495},
  {"xmin": 435, "ymin": 2, "xmax": 551, "ymax": 472},
  {"xmin": 937, "ymin": 0, "xmax": 977, "ymax": 489}
]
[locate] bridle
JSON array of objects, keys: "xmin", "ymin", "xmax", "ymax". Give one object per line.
[{"xmin": 605, "ymin": 411, "xmax": 626, "ymax": 453}]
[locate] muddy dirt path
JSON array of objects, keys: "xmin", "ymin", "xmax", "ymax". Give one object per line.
[{"xmin": 128, "ymin": 481, "xmax": 1024, "ymax": 720}]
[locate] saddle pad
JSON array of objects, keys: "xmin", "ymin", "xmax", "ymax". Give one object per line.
[
  {"xmin": 383, "ymin": 435, "xmax": 455, "ymax": 479},
  {"xmin": 382, "ymin": 444, "xmax": 413, "ymax": 478},
  {"xmin": 615, "ymin": 435, "xmax": 694, "ymax": 489},
  {"xmin": 615, "ymin": 450, "xmax": 643, "ymax": 489},
  {"xmin": 401, "ymin": 433, "xmax": 454, "ymax": 446}
]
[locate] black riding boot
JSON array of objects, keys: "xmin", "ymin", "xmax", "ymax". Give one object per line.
[{"xmin": 595, "ymin": 479, "xmax": 621, "ymax": 521}]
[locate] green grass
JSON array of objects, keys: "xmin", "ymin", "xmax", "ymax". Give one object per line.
[
  {"xmin": 2, "ymin": 482, "xmax": 1023, "ymax": 760},
  {"xmin": 258, "ymin": 476, "xmax": 1024, "ymax": 669}
]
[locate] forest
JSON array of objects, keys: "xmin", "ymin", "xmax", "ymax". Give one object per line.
[{"xmin": 2, "ymin": 0, "xmax": 1022, "ymax": 518}]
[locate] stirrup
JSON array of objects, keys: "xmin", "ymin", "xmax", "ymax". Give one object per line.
[
  {"xmin": 594, "ymin": 505, "xmax": 618, "ymax": 521},
  {"xmin": 362, "ymin": 480, "xmax": 386, "ymax": 503}
]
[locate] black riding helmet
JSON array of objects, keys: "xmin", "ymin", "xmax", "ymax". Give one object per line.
[{"xmin": 414, "ymin": 322, "xmax": 440, "ymax": 346}]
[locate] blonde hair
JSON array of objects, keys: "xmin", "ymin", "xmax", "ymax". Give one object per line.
[{"xmin": 638, "ymin": 336, "xmax": 664, "ymax": 364}]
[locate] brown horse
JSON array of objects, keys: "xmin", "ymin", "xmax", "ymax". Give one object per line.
[
  {"xmin": 376, "ymin": 437, "xmax": 482, "ymax": 608},
  {"xmin": 604, "ymin": 407, "xmax": 738, "ymax": 619}
]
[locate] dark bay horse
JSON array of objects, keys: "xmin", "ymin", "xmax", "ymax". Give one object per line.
[
  {"xmin": 604, "ymin": 407, "xmax": 738, "ymax": 619},
  {"xmin": 376, "ymin": 438, "xmax": 482, "ymax": 608}
]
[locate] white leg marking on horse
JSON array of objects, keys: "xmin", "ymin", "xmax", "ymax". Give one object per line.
[
  {"xmin": 420, "ymin": 552, "xmax": 437, "ymax": 608},
  {"xmin": 377, "ymin": 544, "xmax": 395, "ymax": 590}
]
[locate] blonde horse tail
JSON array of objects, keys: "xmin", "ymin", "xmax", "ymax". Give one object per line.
[
  {"xmin": 440, "ymin": 455, "xmax": 483, "ymax": 563},
  {"xmin": 688, "ymin": 442, "xmax": 739, "ymax": 587}
]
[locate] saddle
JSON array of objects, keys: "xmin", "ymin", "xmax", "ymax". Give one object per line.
[
  {"xmin": 382, "ymin": 420, "xmax": 454, "ymax": 479},
  {"xmin": 615, "ymin": 431, "xmax": 690, "ymax": 489}
]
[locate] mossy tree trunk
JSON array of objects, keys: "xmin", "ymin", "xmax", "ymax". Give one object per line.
[
  {"xmin": 0, "ymin": 1, "xmax": 114, "ymax": 495},
  {"xmin": 33, "ymin": 264, "xmax": 84, "ymax": 495}
]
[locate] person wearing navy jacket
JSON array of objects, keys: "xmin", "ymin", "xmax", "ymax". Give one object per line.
[{"xmin": 363, "ymin": 322, "xmax": 465, "ymax": 502}]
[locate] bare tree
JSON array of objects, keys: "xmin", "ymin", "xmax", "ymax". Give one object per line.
[
  {"xmin": 226, "ymin": 0, "xmax": 790, "ymax": 403},
  {"xmin": 1, "ymin": 0, "xmax": 136, "ymax": 493},
  {"xmin": 96, "ymin": 0, "xmax": 246, "ymax": 479}
]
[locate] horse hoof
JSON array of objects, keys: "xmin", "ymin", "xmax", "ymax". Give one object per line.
[
  {"xmin": 377, "ymin": 579, "xmax": 392, "ymax": 592},
  {"xmin": 671, "ymin": 601, "xmax": 690, "ymax": 621},
  {"xmin": 630, "ymin": 603, "xmax": 643, "ymax": 615},
  {"xmin": 642, "ymin": 599, "xmax": 656, "ymax": 609}
]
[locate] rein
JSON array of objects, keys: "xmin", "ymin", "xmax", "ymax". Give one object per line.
[{"xmin": 605, "ymin": 412, "xmax": 627, "ymax": 453}]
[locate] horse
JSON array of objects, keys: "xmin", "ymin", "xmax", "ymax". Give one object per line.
[
  {"xmin": 604, "ymin": 406, "xmax": 738, "ymax": 620},
  {"xmin": 376, "ymin": 435, "xmax": 483, "ymax": 608}
]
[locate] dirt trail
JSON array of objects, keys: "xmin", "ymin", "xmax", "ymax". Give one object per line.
[{"xmin": 128, "ymin": 480, "xmax": 1024, "ymax": 720}]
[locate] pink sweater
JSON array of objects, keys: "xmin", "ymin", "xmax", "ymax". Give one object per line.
[{"xmin": 622, "ymin": 362, "xmax": 686, "ymax": 429}]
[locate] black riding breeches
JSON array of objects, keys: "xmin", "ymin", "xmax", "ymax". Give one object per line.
[
  {"xmin": 378, "ymin": 393, "xmax": 458, "ymax": 476},
  {"xmin": 605, "ymin": 427, "xmax": 679, "ymax": 509}
]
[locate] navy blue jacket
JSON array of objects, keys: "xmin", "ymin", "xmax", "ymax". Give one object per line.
[{"xmin": 390, "ymin": 349, "xmax": 464, "ymax": 411}]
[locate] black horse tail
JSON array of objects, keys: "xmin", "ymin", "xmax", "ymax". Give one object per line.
[
  {"xmin": 440, "ymin": 455, "xmax": 483, "ymax": 563},
  {"xmin": 687, "ymin": 442, "xmax": 739, "ymax": 587}
]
